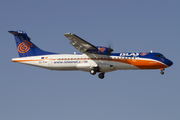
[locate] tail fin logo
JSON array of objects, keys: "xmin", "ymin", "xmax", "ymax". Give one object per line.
[{"xmin": 17, "ymin": 41, "xmax": 33, "ymax": 53}]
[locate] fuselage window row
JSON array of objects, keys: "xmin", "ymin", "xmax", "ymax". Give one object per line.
[{"xmin": 55, "ymin": 57, "xmax": 137, "ymax": 61}]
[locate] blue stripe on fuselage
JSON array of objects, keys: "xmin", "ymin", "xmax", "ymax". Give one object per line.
[{"xmin": 111, "ymin": 52, "xmax": 173, "ymax": 67}]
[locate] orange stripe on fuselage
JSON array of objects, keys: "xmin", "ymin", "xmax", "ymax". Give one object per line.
[
  {"xmin": 12, "ymin": 58, "xmax": 167, "ymax": 69},
  {"xmin": 108, "ymin": 59, "xmax": 167, "ymax": 69},
  {"xmin": 12, "ymin": 59, "xmax": 44, "ymax": 62},
  {"xmin": 127, "ymin": 59, "xmax": 167, "ymax": 69},
  {"xmin": 12, "ymin": 58, "xmax": 56, "ymax": 62}
]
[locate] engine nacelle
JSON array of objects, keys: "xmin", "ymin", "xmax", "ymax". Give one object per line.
[{"xmin": 95, "ymin": 46, "xmax": 113, "ymax": 55}]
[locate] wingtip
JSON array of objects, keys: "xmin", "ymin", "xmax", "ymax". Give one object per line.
[
  {"xmin": 64, "ymin": 33, "xmax": 74, "ymax": 36},
  {"xmin": 8, "ymin": 31, "xmax": 16, "ymax": 35}
]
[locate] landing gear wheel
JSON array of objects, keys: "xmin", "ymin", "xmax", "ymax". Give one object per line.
[
  {"xmin": 90, "ymin": 69, "xmax": 96, "ymax": 75},
  {"xmin": 160, "ymin": 71, "xmax": 164, "ymax": 75},
  {"xmin": 98, "ymin": 73, "xmax": 105, "ymax": 79}
]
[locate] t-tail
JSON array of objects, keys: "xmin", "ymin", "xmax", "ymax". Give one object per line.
[{"xmin": 9, "ymin": 30, "xmax": 57, "ymax": 57}]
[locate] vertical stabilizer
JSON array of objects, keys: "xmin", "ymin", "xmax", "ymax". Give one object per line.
[{"xmin": 9, "ymin": 30, "xmax": 57, "ymax": 57}]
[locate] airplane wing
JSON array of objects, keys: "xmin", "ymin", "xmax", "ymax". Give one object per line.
[{"xmin": 64, "ymin": 33, "xmax": 97, "ymax": 54}]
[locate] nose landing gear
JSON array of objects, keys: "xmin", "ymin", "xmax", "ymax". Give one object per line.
[
  {"xmin": 160, "ymin": 68, "xmax": 165, "ymax": 75},
  {"xmin": 160, "ymin": 70, "xmax": 164, "ymax": 75}
]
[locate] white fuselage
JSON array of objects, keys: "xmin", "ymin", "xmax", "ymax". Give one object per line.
[{"xmin": 12, "ymin": 54, "xmax": 140, "ymax": 73}]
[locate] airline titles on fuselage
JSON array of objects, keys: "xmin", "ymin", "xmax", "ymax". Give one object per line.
[
  {"xmin": 119, "ymin": 53, "xmax": 140, "ymax": 57},
  {"xmin": 54, "ymin": 60, "xmax": 88, "ymax": 64}
]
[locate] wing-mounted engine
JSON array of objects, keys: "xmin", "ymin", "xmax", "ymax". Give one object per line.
[{"xmin": 96, "ymin": 46, "xmax": 113, "ymax": 55}]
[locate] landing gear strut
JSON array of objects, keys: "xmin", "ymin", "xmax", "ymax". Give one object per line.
[{"xmin": 98, "ymin": 73, "xmax": 105, "ymax": 79}]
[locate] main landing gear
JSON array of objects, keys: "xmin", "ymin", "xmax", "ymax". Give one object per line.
[
  {"xmin": 90, "ymin": 68, "xmax": 105, "ymax": 79},
  {"xmin": 98, "ymin": 72, "xmax": 105, "ymax": 79},
  {"xmin": 90, "ymin": 69, "xmax": 96, "ymax": 75}
]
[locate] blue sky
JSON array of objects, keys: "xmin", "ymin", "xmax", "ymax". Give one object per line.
[{"xmin": 0, "ymin": 0, "xmax": 180, "ymax": 120}]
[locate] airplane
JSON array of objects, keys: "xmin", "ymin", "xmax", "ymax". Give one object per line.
[{"xmin": 9, "ymin": 30, "xmax": 173, "ymax": 79}]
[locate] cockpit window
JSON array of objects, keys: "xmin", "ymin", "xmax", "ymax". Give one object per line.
[{"xmin": 154, "ymin": 54, "xmax": 165, "ymax": 58}]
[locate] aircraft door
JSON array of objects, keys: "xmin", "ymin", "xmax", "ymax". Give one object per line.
[{"xmin": 48, "ymin": 59, "xmax": 51, "ymax": 66}]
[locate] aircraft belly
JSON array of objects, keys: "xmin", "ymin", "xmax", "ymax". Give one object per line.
[
  {"xmin": 76, "ymin": 63, "xmax": 91, "ymax": 72},
  {"xmin": 50, "ymin": 62, "xmax": 78, "ymax": 70},
  {"xmin": 51, "ymin": 66, "xmax": 78, "ymax": 71}
]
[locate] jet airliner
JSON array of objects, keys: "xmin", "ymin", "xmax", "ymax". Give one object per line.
[{"xmin": 9, "ymin": 30, "xmax": 173, "ymax": 79}]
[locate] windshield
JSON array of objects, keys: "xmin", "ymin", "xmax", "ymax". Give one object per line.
[{"xmin": 154, "ymin": 54, "xmax": 165, "ymax": 58}]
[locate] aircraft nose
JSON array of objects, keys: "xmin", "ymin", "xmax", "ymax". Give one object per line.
[{"xmin": 166, "ymin": 59, "xmax": 173, "ymax": 67}]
